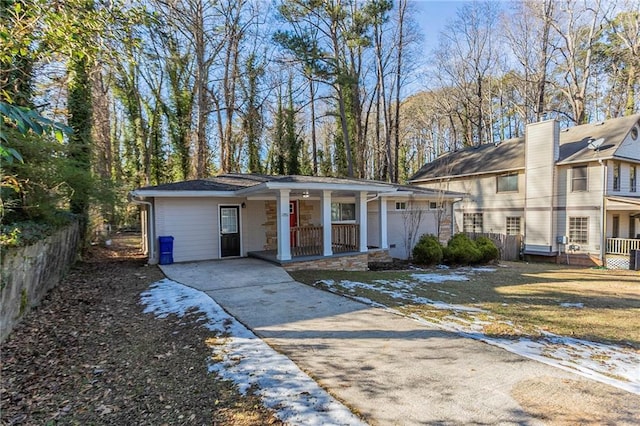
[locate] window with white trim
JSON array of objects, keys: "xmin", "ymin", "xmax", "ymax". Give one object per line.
[
  {"xmin": 463, "ymin": 213, "xmax": 483, "ymax": 233},
  {"xmin": 569, "ymin": 217, "xmax": 588, "ymax": 244},
  {"xmin": 429, "ymin": 201, "xmax": 438, "ymax": 210},
  {"xmin": 572, "ymin": 166, "xmax": 588, "ymax": 192},
  {"xmin": 395, "ymin": 201, "xmax": 407, "ymax": 210},
  {"xmin": 506, "ymin": 217, "xmax": 521, "ymax": 236},
  {"xmin": 631, "ymin": 165, "xmax": 637, "ymax": 192},
  {"xmin": 613, "ymin": 161, "xmax": 621, "ymax": 191},
  {"xmin": 497, "ymin": 172, "xmax": 518, "ymax": 192},
  {"xmin": 331, "ymin": 202, "xmax": 356, "ymax": 222}
]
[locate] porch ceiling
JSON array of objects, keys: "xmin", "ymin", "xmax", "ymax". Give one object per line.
[{"xmin": 607, "ymin": 195, "xmax": 640, "ymax": 212}]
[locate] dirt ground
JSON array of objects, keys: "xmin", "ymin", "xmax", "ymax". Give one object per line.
[{"xmin": 1, "ymin": 234, "xmax": 282, "ymax": 426}]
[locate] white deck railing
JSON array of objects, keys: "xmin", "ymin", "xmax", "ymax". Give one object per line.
[{"xmin": 606, "ymin": 238, "xmax": 640, "ymax": 255}]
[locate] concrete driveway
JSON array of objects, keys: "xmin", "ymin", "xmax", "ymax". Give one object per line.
[{"xmin": 160, "ymin": 258, "xmax": 639, "ymax": 425}]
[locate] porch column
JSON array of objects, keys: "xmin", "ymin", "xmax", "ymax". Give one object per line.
[
  {"xmin": 321, "ymin": 190, "xmax": 333, "ymax": 256},
  {"xmin": 378, "ymin": 197, "xmax": 388, "ymax": 249},
  {"xmin": 276, "ymin": 189, "xmax": 291, "ymax": 261},
  {"xmin": 357, "ymin": 191, "xmax": 368, "ymax": 252}
]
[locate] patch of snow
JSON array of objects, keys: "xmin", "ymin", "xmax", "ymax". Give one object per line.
[
  {"xmin": 560, "ymin": 302, "xmax": 584, "ymax": 308},
  {"xmin": 319, "ymin": 279, "xmax": 483, "ymax": 312},
  {"xmin": 141, "ymin": 279, "xmax": 365, "ymax": 425},
  {"xmin": 410, "ymin": 273, "xmax": 470, "ymax": 283},
  {"xmin": 436, "ymin": 264, "xmax": 450, "ymax": 269},
  {"xmin": 470, "ymin": 267, "xmax": 497, "ymax": 272}
]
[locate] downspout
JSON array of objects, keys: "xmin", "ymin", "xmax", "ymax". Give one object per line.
[
  {"xmin": 600, "ymin": 159, "xmax": 607, "ymax": 265},
  {"xmin": 129, "ymin": 194, "xmax": 156, "ymax": 264}
]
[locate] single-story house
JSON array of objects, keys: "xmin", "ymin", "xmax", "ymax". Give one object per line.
[
  {"xmin": 409, "ymin": 114, "xmax": 640, "ymax": 269},
  {"xmin": 130, "ymin": 174, "xmax": 462, "ymax": 270}
]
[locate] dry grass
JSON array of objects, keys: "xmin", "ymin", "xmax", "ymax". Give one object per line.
[{"xmin": 290, "ymin": 262, "xmax": 640, "ymax": 348}]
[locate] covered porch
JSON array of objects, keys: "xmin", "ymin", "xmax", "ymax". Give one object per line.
[
  {"xmin": 236, "ymin": 177, "xmax": 398, "ymax": 266},
  {"xmin": 604, "ymin": 195, "xmax": 640, "ymax": 269}
]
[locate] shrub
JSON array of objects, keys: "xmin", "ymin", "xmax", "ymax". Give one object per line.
[
  {"xmin": 446, "ymin": 233, "xmax": 482, "ymax": 265},
  {"xmin": 412, "ymin": 234, "xmax": 443, "ymax": 265},
  {"xmin": 475, "ymin": 236, "xmax": 499, "ymax": 263}
]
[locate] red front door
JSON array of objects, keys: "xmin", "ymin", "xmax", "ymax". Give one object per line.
[{"xmin": 289, "ymin": 201, "xmax": 298, "ymax": 247}]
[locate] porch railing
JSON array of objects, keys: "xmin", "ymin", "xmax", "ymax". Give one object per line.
[
  {"xmin": 288, "ymin": 224, "xmax": 361, "ymax": 257},
  {"xmin": 290, "ymin": 226, "xmax": 323, "ymax": 256},
  {"xmin": 332, "ymin": 224, "xmax": 359, "ymax": 253},
  {"xmin": 606, "ymin": 238, "xmax": 640, "ymax": 255}
]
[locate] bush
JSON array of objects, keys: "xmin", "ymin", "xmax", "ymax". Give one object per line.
[
  {"xmin": 446, "ymin": 233, "xmax": 482, "ymax": 265},
  {"xmin": 412, "ymin": 234, "xmax": 443, "ymax": 265},
  {"xmin": 475, "ymin": 236, "xmax": 499, "ymax": 263}
]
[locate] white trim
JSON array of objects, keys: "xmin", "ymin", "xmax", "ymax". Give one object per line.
[
  {"xmin": 276, "ymin": 189, "xmax": 291, "ymax": 261},
  {"xmin": 236, "ymin": 181, "xmax": 399, "ymax": 196},
  {"xmin": 132, "ymin": 190, "xmax": 237, "ymax": 198},
  {"xmin": 357, "ymin": 191, "xmax": 368, "ymax": 252},
  {"xmin": 321, "ymin": 191, "xmax": 333, "ymax": 256}
]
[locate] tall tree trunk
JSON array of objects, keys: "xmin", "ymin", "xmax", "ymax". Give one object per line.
[
  {"xmin": 393, "ymin": 0, "xmax": 407, "ymax": 183},
  {"xmin": 308, "ymin": 76, "xmax": 318, "ymax": 175},
  {"xmin": 68, "ymin": 54, "xmax": 93, "ymax": 232}
]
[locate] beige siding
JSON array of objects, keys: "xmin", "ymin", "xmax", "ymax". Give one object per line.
[
  {"xmin": 368, "ymin": 199, "xmax": 439, "ymax": 259},
  {"xmin": 241, "ymin": 200, "xmax": 267, "ymax": 254},
  {"xmin": 524, "ymin": 120, "xmax": 559, "ymax": 252},
  {"xmin": 418, "ymin": 174, "xmax": 525, "ymax": 236},
  {"xmin": 155, "ymin": 198, "xmax": 218, "ymax": 262},
  {"xmin": 614, "ymin": 122, "xmax": 640, "ymax": 160}
]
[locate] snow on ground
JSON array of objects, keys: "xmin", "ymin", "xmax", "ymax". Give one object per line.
[
  {"xmin": 560, "ymin": 302, "xmax": 584, "ymax": 308},
  {"xmin": 317, "ymin": 277, "xmax": 640, "ymax": 395},
  {"xmin": 140, "ymin": 279, "xmax": 366, "ymax": 426}
]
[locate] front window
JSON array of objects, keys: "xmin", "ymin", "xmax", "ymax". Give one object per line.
[
  {"xmin": 631, "ymin": 166, "xmax": 637, "ymax": 192},
  {"xmin": 506, "ymin": 217, "xmax": 521, "ymax": 236},
  {"xmin": 569, "ymin": 217, "xmax": 588, "ymax": 244},
  {"xmin": 463, "ymin": 213, "xmax": 483, "ymax": 233},
  {"xmin": 331, "ymin": 202, "xmax": 356, "ymax": 222},
  {"xmin": 395, "ymin": 201, "xmax": 407, "ymax": 211},
  {"xmin": 572, "ymin": 166, "xmax": 588, "ymax": 192},
  {"xmin": 497, "ymin": 172, "xmax": 518, "ymax": 192},
  {"xmin": 613, "ymin": 161, "xmax": 620, "ymax": 191}
]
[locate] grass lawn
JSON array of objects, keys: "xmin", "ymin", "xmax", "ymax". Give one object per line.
[{"xmin": 289, "ymin": 262, "xmax": 640, "ymax": 350}]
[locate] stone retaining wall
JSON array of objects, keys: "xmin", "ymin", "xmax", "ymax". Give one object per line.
[{"xmin": 1, "ymin": 222, "xmax": 80, "ymax": 342}]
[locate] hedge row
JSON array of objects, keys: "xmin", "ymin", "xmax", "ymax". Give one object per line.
[{"xmin": 412, "ymin": 233, "xmax": 499, "ymax": 266}]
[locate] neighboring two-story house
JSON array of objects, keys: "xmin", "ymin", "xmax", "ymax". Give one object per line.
[{"xmin": 409, "ymin": 114, "xmax": 640, "ymax": 268}]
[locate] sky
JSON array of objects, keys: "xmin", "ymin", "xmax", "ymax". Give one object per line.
[{"xmin": 413, "ymin": 0, "xmax": 469, "ymax": 52}]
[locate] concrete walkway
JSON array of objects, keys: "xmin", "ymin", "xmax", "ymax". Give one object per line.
[{"xmin": 160, "ymin": 259, "xmax": 639, "ymax": 425}]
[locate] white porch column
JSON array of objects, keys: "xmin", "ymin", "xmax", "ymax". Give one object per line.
[
  {"xmin": 276, "ymin": 189, "xmax": 291, "ymax": 261},
  {"xmin": 378, "ymin": 197, "xmax": 388, "ymax": 249},
  {"xmin": 357, "ymin": 191, "xmax": 368, "ymax": 252},
  {"xmin": 321, "ymin": 190, "xmax": 333, "ymax": 256}
]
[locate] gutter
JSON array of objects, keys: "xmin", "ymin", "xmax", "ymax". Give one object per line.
[{"xmin": 129, "ymin": 193, "xmax": 156, "ymax": 264}]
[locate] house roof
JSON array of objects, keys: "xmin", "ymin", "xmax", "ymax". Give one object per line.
[
  {"xmin": 131, "ymin": 173, "xmax": 462, "ymax": 199},
  {"xmin": 410, "ymin": 114, "xmax": 640, "ymax": 182}
]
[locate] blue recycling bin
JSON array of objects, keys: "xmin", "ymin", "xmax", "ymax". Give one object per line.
[{"xmin": 158, "ymin": 236, "xmax": 174, "ymax": 265}]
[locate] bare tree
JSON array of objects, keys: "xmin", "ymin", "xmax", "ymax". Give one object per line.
[
  {"xmin": 401, "ymin": 196, "xmax": 424, "ymax": 260},
  {"xmin": 503, "ymin": 0, "xmax": 555, "ymax": 123},
  {"xmin": 550, "ymin": 0, "xmax": 609, "ymax": 124}
]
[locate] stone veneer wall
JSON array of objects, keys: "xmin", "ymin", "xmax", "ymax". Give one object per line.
[
  {"xmin": 283, "ymin": 252, "xmax": 369, "ymax": 272},
  {"xmin": 263, "ymin": 200, "xmax": 316, "ymax": 251},
  {"xmin": 263, "ymin": 200, "xmax": 277, "ymax": 250},
  {"xmin": 1, "ymin": 222, "xmax": 80, "ymax": 342},
  {"xmin": 368, "ymin": 249, "xmax": 393, "ymax": 263}
]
